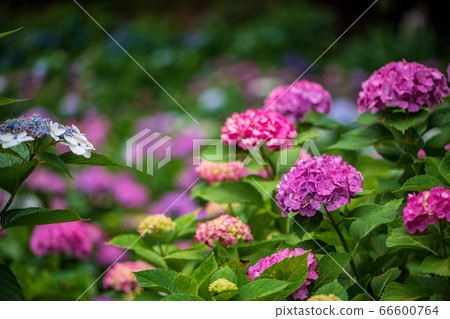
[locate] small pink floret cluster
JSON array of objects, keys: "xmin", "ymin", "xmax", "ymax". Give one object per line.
[
  {"xmin": 358, "ymin": 60, "xmax": 449, "ymax": 113},
  {"xmin": 276, "ymin": 154, "xmax": 363, "ymax": 217},
  {"xmin": 248, "ymin": 248, "xmax": 318, "ymax": 300},
  {"xmin": 264, "ymin": 80, "xmax": 331, "ymax": 122},
  {"xmin": 103, "ymin": 260, "xmax": 154, "ymax": 293},
  {"xmin": 221, "ymin": 109, "xmax": 297, "ymax": 151},
  {"xmin": 194, "ymin": 214, "xmax": 253, "ymax": 248},
  {"xmin": 403, "ymin": 186, "xmax": 450, "ymax": 234},
  {"xmin": 195, "ymin": 160, "xmax": 248, "ymax": 184}
]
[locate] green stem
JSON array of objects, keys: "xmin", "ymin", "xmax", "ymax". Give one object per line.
[
  {"xmin": 326, "ymin": 211, "xmax": 361, "ymax": 281},
  {"xmin": 439, "ymin": 220, "xmax": 447, "ymax": 258},
  {"xmin": 0, "ymin": 190, "xmax": 18, "ymax": 215},
  {"xmin": 156, "ymin": 236, "xmax": 166, "ymax": 257},
  {"xmin": 258, "ymin": 148, "xmax": 273, "ymax": 180}
]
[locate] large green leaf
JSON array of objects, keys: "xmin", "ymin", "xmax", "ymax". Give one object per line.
[
  {"xmin": 161, "ymin": 293, "xmax": 204, "ymax": 301},
  {"xmin": 164, "ymin": 249, "xmax": 212, "ymax": 261},
  {"xmin": 350, "ymin": 220, "xmax": 381, "ymax": 242},
  {"xmin": 440, "ymin": 151, "xmax": 450, "ymax": 184},
  {"xmin": 328, "ymin": 124, "xmax": 391, "ymax": 150},
  {"xmin": 135, "ymin": 269, "xmax": 182, "ymax": 294},
  {"xmin": 192, "ymin": 181, "xmax": 263, "ymax": 206},
  {"xmin": 381, "ymin": 282, "xmax": 433, "ymax": 301},
  {"xmin": 347, "ymin": 199, "xmax": 402, "ymax": 223},
  {"xmin": 211, "ymin": 266, "xmax": 238, "ymax": 284},
  {"xmin": 309, "ymin": 252, "xmax": 351, "ymax": 289},
  {"xmin": 59, "ymin": 152, "xmax": 120, "ymax": 166},
  {"xmin": 315, "ymin": 281, "xmax": 348, "ymax": 300},
  {"xmin": 1, "ymin": 207, "xmax": 85, "ymax": 229},
  {"xmin": 385, "ymin": 109, "xmax": 429, "ymax": 133},
  {"xmin": 428, "ymin": 105, "xmax": 450, "ymax": 128},
  {"xmin": 174, "ymin": 211, "xmax": 197, "ymax": 237},
  {"xmin": 40, "ymin": 152, "xmax": 73, "ymax": 179},
  {"xmin": 370, "ymin": 267, "xmax": 401, "ymax": 297},
  {"xmin": 172, "ymin": 273, "xmax": 198, "ymax": 295},
  {"xmin": 134, "ymin": 247, "xmax": 167, "ymax": 269},
  {"xmin": 243, "ymin": 175, "xmax": 279, "ymax": 198},
  {"xmin": 192, "ymin": 253, "xmax": 217, "ymax": 283},
  {"xmin": 232, "ymin": 279, "xmax": 289, "ymax": 301},
  {"xmin": 260, "ymin": 253, "xmax": 308, "ymax": 283},
  {"xmin": 0, "ymin": 264, "xmax": 23, "ymax": 301},
  {"xmin": 0, "ymin": 159, "xmax": 38, "ymax": 194},
  {"xmin": 237, "ymin": 239, "xmax": 285, "ymax": 259},
  {"xmin": 291, "ymin": 212, "xmax": 324, "ymax": 238},
  {"xmin": 386, "ymin": 227, "xmax": 440, "ymax": 254},
  {"xmin": 395, "ymin": 175, "xmax": 441, "ymax": 192},
  {"xmin": 107, "ymin": 234, "xmax": 143, "ymax": 249},
  {"xmin": 420, "ymin": 256, "xmax": 450, "ymax": 276}
]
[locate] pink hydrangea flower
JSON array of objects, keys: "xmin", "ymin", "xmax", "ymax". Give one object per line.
[
  {"xmin": 25, "ymin": 167, "xmax": 66, "ymax": 195},
  {"xmin": 248, "ymin": 248, "xmax": 318, "ymax": 300},
  {"xmin": 403, "ymin": 186, "xmax": 450, "ymax": 234},
  {"xmin": 417, "ymin": 149, "xmax": 426, "ymax": 160},
  {"xmin": 74, "ymin": 167, "xmax": 114, "ymax": 194},
  {"xmin": 358, "ymin": 60, "xmax": 450, "ymax": 113},
  {"xmin": 194, "ymin": 215, "xmax": 253, "ymax": 248},
  {"xmin": 195, "ymin": 160, "xmax": 248, "ymax": 184},
  {"xmin": 264, "ymin": 80, "xmax": 331, "ymax": 122},
  {"xmin": 276, "ymin": 154, "xmax": 363, "ymax": 217},
  {"xmin": 445, "ymin": 144, "xmax": 450, "ymax": 151},
  {"xmin": 95, "ymin": 242, "xmax": 128, "ymax": 268},
  {"xmin": 30, "ymin": 221, "xmax": 94, "ymax": 259},
  {"xmin": 221, "ymin": 109, "xmax": 297, "ymax": 151},
  {"xmin": 111, "ymin": 173, "xmax": 149, "ymax": 209},
  {"xmin": 103, "ymin": 260, "xmax": 154, "ymax": 293}
]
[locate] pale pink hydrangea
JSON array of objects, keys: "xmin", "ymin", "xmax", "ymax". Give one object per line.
[
  {"xmin": 264, "ymin": 80, "xmax": 331, "ymax": 122},
  {"xmin": 195, "ymin": 160, "xmax": 248, "ymax": 184},
  {"xmin": 417, "ymin": 149, "xmax": 426, "ymax": 160},
  {"xmin": 30, "ymin": 221, "xmax": 94, "ymax": 259},
  {"xmin": 194, "ymin": 215, "xmax": 253, "ymax": 248},
  {"xmin": 248, "ymin": 248, "xmax": 318, "ymax": 300},
  {"xmin": 403, "ymin": 186, "xmax": 450, "ymax": 234},
  {"xmin": 103, "ymin": 260, "xmax": 154, "ymax": 293},
  {"xmin": 358, "ymin": 60, "xmax": 450, "ymax": 113},
  {"xmin": 276, "ymin": 154, "xmax": 363, "ymax": 217},
  {"xmin": 221, "ymin": 109, "xmax": 297, "ymax": 151}
]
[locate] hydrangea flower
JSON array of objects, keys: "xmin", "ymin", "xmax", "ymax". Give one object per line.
[
  {"xmin": 357, "ymin": 60, "xmax": 450, "ymax": 113},
  {"xmin": 417, "ymin": 149, "xmax": 426, "ymax": 160},
  {"xmin": 276, "ymin": 154, "xmax": 363, "ymax": 217},
  {"xmin": 248, "ymin": 248, "xmax": 318, "ymax": 300},
  {"xmin": 403, "ymin": 186, "xmax": 450, "ymax": 234},
  {"xmin": 95, "ymin": 242, "xmax": 128, "ymax": 268},
  {"xmin": 264, "ymin": 80, "xmax": 331, "ymax": 122},
  {"xmin": 221, "ymin": 109, "xmax": 297, "ymax": 151},
  {"xmin": 195, "ymin": 160, "xmax": 248, "ymax": 184},
  {"xmin": 30, "ymin": 221, "xmax": 94, "ymax": 259},
  {"xmin": 308, "ymin": 294, "xmax": 341, "ymax": 301},
  {"xmin": 138, "ymin": 215, "xmax": 176, "ymax": 236},
  {"xmin": 149, "ymin": 191, "xmax": 198, "ymax": 217},
  {"xmin": 25, "ymin": 167, "xmax": 66, "ymax": 195},
  {"xmin": 74, "ymin": 167, "xmax": 113, "ymax": 194},
  {"xmin": 103, "ymin": 260, "xmax": 154, "ymax": 293},
  {"xmin": 194, "ymin": 215, "xmax": 253, "ymax": 248},
  {"xmin": 209, "ymin": 278, "xmax": 238, "ymax": 294},
  {"xmin": 111, "ymin": 173, "xmax": 149, "ymax": 209}
]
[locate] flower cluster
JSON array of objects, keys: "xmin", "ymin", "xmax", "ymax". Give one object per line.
[
  {"xmin": 221, "ymin": 109, "xmax": 297, "ymax": 151},
  {"xmin": 248, "ymin": 248, "xmax": 318, "ymax": 300},
  {"xmin": 403, "ymin": 186, "xmax": 450, "ymax": 234},
  {"xmin": 277, "ymin": 154, "xmax": 363, "ymax": 217},
  {"xmin": 195, "ymin": 160, "xmax": 248, "ymax": 184},
  {"xmin": 194, "ymin": 215, "xmax": 253, "ymax": 248},
  {"xmin": 0, "ymin": 114, "xmax": 94, "ymax": 157},
  {"xmin": 357, "ymin": 60, "xmax": 450, "ymax": 113},
  {"xmin": 264, "ymin": 80, "xmax": 331, "ymax": 122},
  {"xmin": 138, "ymin": 214, "xmax": 176, "ymax": 236},
  {"xmin": 308, "ymin": 294, "xmax": 341, "ymax": 301},
  {"xmin": 208, "ymin": 278, "xmax": 238, "ymax": 294},
  {"xmin": 103, "ymin": 260, "xmax": 154, "ymax": 293},
  {"xmin": 30, "ymin": 221, "xmax": 94, "ymax": 259}
]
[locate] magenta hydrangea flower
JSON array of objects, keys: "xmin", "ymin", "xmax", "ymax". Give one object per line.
[
  {"xmin": 221, "ymin": 109, "xmax": 297, "ymax": 151},
  {"xmin": 103, "ymin": 260, "xmax": 154, "ymax": 293},
  {"xmin": 264, "ymin": 80, "xmax": 331, "ymax": 122},
  {"xmin": 111, "ymin": 173, "xmax": 149, "ymax": 209},
  {"xmin": 74, "ymin": 167, "xmax": 113, "ymax": 194},
  {"xmin": 276, "ymin": 154, "xmax": 363, "ymax": 217},
  {"xmin": 95, "ymin": 242, "xmax": 129, "ymax": 268},
  {"xmin": 248, "ymin": 248, "xmax": 318, "ymax": 300},
  {"xmin": 417, "ymin": 149, "xmax": 426, "ymax": 160},
  {"xmin": 195, "ymin": 160, "xmax": 248, "ymax": 184},
  {"xmin": 30, "ymin": 221, "xmax": 94, "ymax": 259},
  {"xmin": 25, "ymin": 167, "xmax": 66, "ymax": 195},
  {"xmin": 194, "ymin": 215, "xmax": 253, "ymax": 248},
  {"xmin": 357, "ymin": 60, "xmax": 450, "ymax": 113},
  {"xmin": 403, "ymin": 186, "xmax": 450, "ymax": 234}
]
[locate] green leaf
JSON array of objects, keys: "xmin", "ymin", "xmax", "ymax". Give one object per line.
[
  {"xmin": 213, "ymin": 291, "xmax": 239, "ymax": 301},
  {"xmin": 354, "ymin": 112, "xmax": 383, "ymax": 125},
  {"xmin": 107, "ymin": 234, "xmax": 143, "ymax": 249},
  {"xmin": 296, "ymin": 130, "xmax": 320, "ymax": 144},
  {"xmin": 386, "ymin": 227, "xmax": 440, "ymax": 254},
  {"xmin": 134, "ymin": 247, "xmax": 167, "ymax": 269},
  {"xmin": 172, "ymin": 273, "xmax": 198, "ymax": 295},
  {"xmin": 260, "ymin": 253, "xmax": 308, "ymax": 284},
  {"xmin": 0, "ymin": 97, "xmax": 29, "ymax": 106},
  {"xmin": 385, "ymin": 109, "xmax": 429, "ymax": 133},
  {"xmin": 328, "ymin": 124, "xmax": 391, "ymax": 150},
  {"xmin": 164, "ymin": 249, "xmax": 212, "ymax": 261},
  {"xmin": 0, "ymin": 159, "xmax": 38, "ymax": 194},
  {"xmin": 370, "ymin": 267, "xmax": 401, "ymax": 297},
  {"xmin": 291, "ymin": 212, "xmax": 324, "ymax": 239},
  {"xmin": 425, "ymin": 157, "xmax": 442, "ymax": 178},
  {"xmin": 395, "ymin": 175, "xmax": 441, "ymax": 192},
  {"xmin": 0, "ymin": 264, "xmax": 23, "ymax": 301},
  {"xmin": 232, "ymin": 279, "xmax": 289, "ymax": 301},
  {"xmin": 192, "ymin": 181, "xmax": 263, "ymax": 206},
  {"xmin": 381, "ymin": 282, "xmax": 433, "ymax": 301},
  {"xmin": 1, "ymin": 207, "xmax": 85, "ymax": 229},
  {"xmin": 350, "ymin": 220, "xmax": 381, "ymax": 242},
  {"xmin": 348, "ymin": 199, "xmax": 402, "ymax": 223},
  {"xmin": 440, "ymin": 151, "xmax": 450, "ymax": 184},
  {"xmin": 135, "ymin": 269, "xmax": 182, "ymax": 294},
  {"xmin": 0, "ymin": 27, "xmax": 22, "ymax": 39},
  {"xmin": 428, "ymin": 105, "xmax": 450, "ymax": 128},
  {"xmin": 237, "ymin": 239, "xmax": 285, "ymax": 259},
  {"xmin": 161, "ymin": 293, "xmax": 204, "ymax": 301},
  {"xmin": 211, "ymin": 266, "xmax": 238, "ymax": 285},
  {"xmin": 243, "ymin": 175, "xmax": 279, "ymax": 198},
  {"xmin": 310, "ymin": 252, "xmax": 351, "ymax": 289},
  {"xmin": 174, "ymin": 211, "xmax": 197, "ymax": 237},
  {"xmin": 315, "ymin": 281, "xmax": 348, "ymax": 300},
  {"xmin": 221, "ymin": 259, "xmax": 251, "ymax": 288},
  {"xmin": 59, "ymin": 152, "xmax": 120, "ymax": 166},
  {"xmin": 40, "ymin": 152, "xmax": 73, "ymax": 179},
  {"xmin": 192, "ymin": 253, "xmax": 217, "ymax": 283},
  {"xmin": 420, "ymin": 256, "xmax": 450, "ymax": 276}
]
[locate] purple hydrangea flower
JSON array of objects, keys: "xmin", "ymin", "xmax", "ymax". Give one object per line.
[
  {"xmin": 74, "ymin": 167, "xmax": 114, "ymax": 194},
  {"xmin": 276, "ymin": 154, "xmax": 363, "ymax": 217},
  {"xmin": 25, "ymin": 167, "xmax": 67, "ymax": 195},
  {"xmin": 95, "ymin": 242, "xmax": 129, "ymax": 268},
  {"xmin": 148, "ymin": 191, "xmax": 198, "ymax": 217},
  {"xmin": 111, "ymin": 173, "xmax": 150, "ymax": 209},
  {"xmin": 358, "ymin": 60, "xmax": 450, "ymax": 113}
]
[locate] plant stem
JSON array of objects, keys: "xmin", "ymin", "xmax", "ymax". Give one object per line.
[
  {"xmin": 326, "ymin": 210, "xmax": 361, "ymax": 281},
  {"xmin": 439, "ymin": 220, "xmax": 447, "ymax": 258},
  {"xmin": 258, "ymin": 148, "xmax": 273, "ymax": 180},
  {"xmin": 156, "ymin": 236, "xmax": 165, "ymax": 257},
  {"xmin": 0, "ymin": 190, "xmax": 17, "ymax": 215}
]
